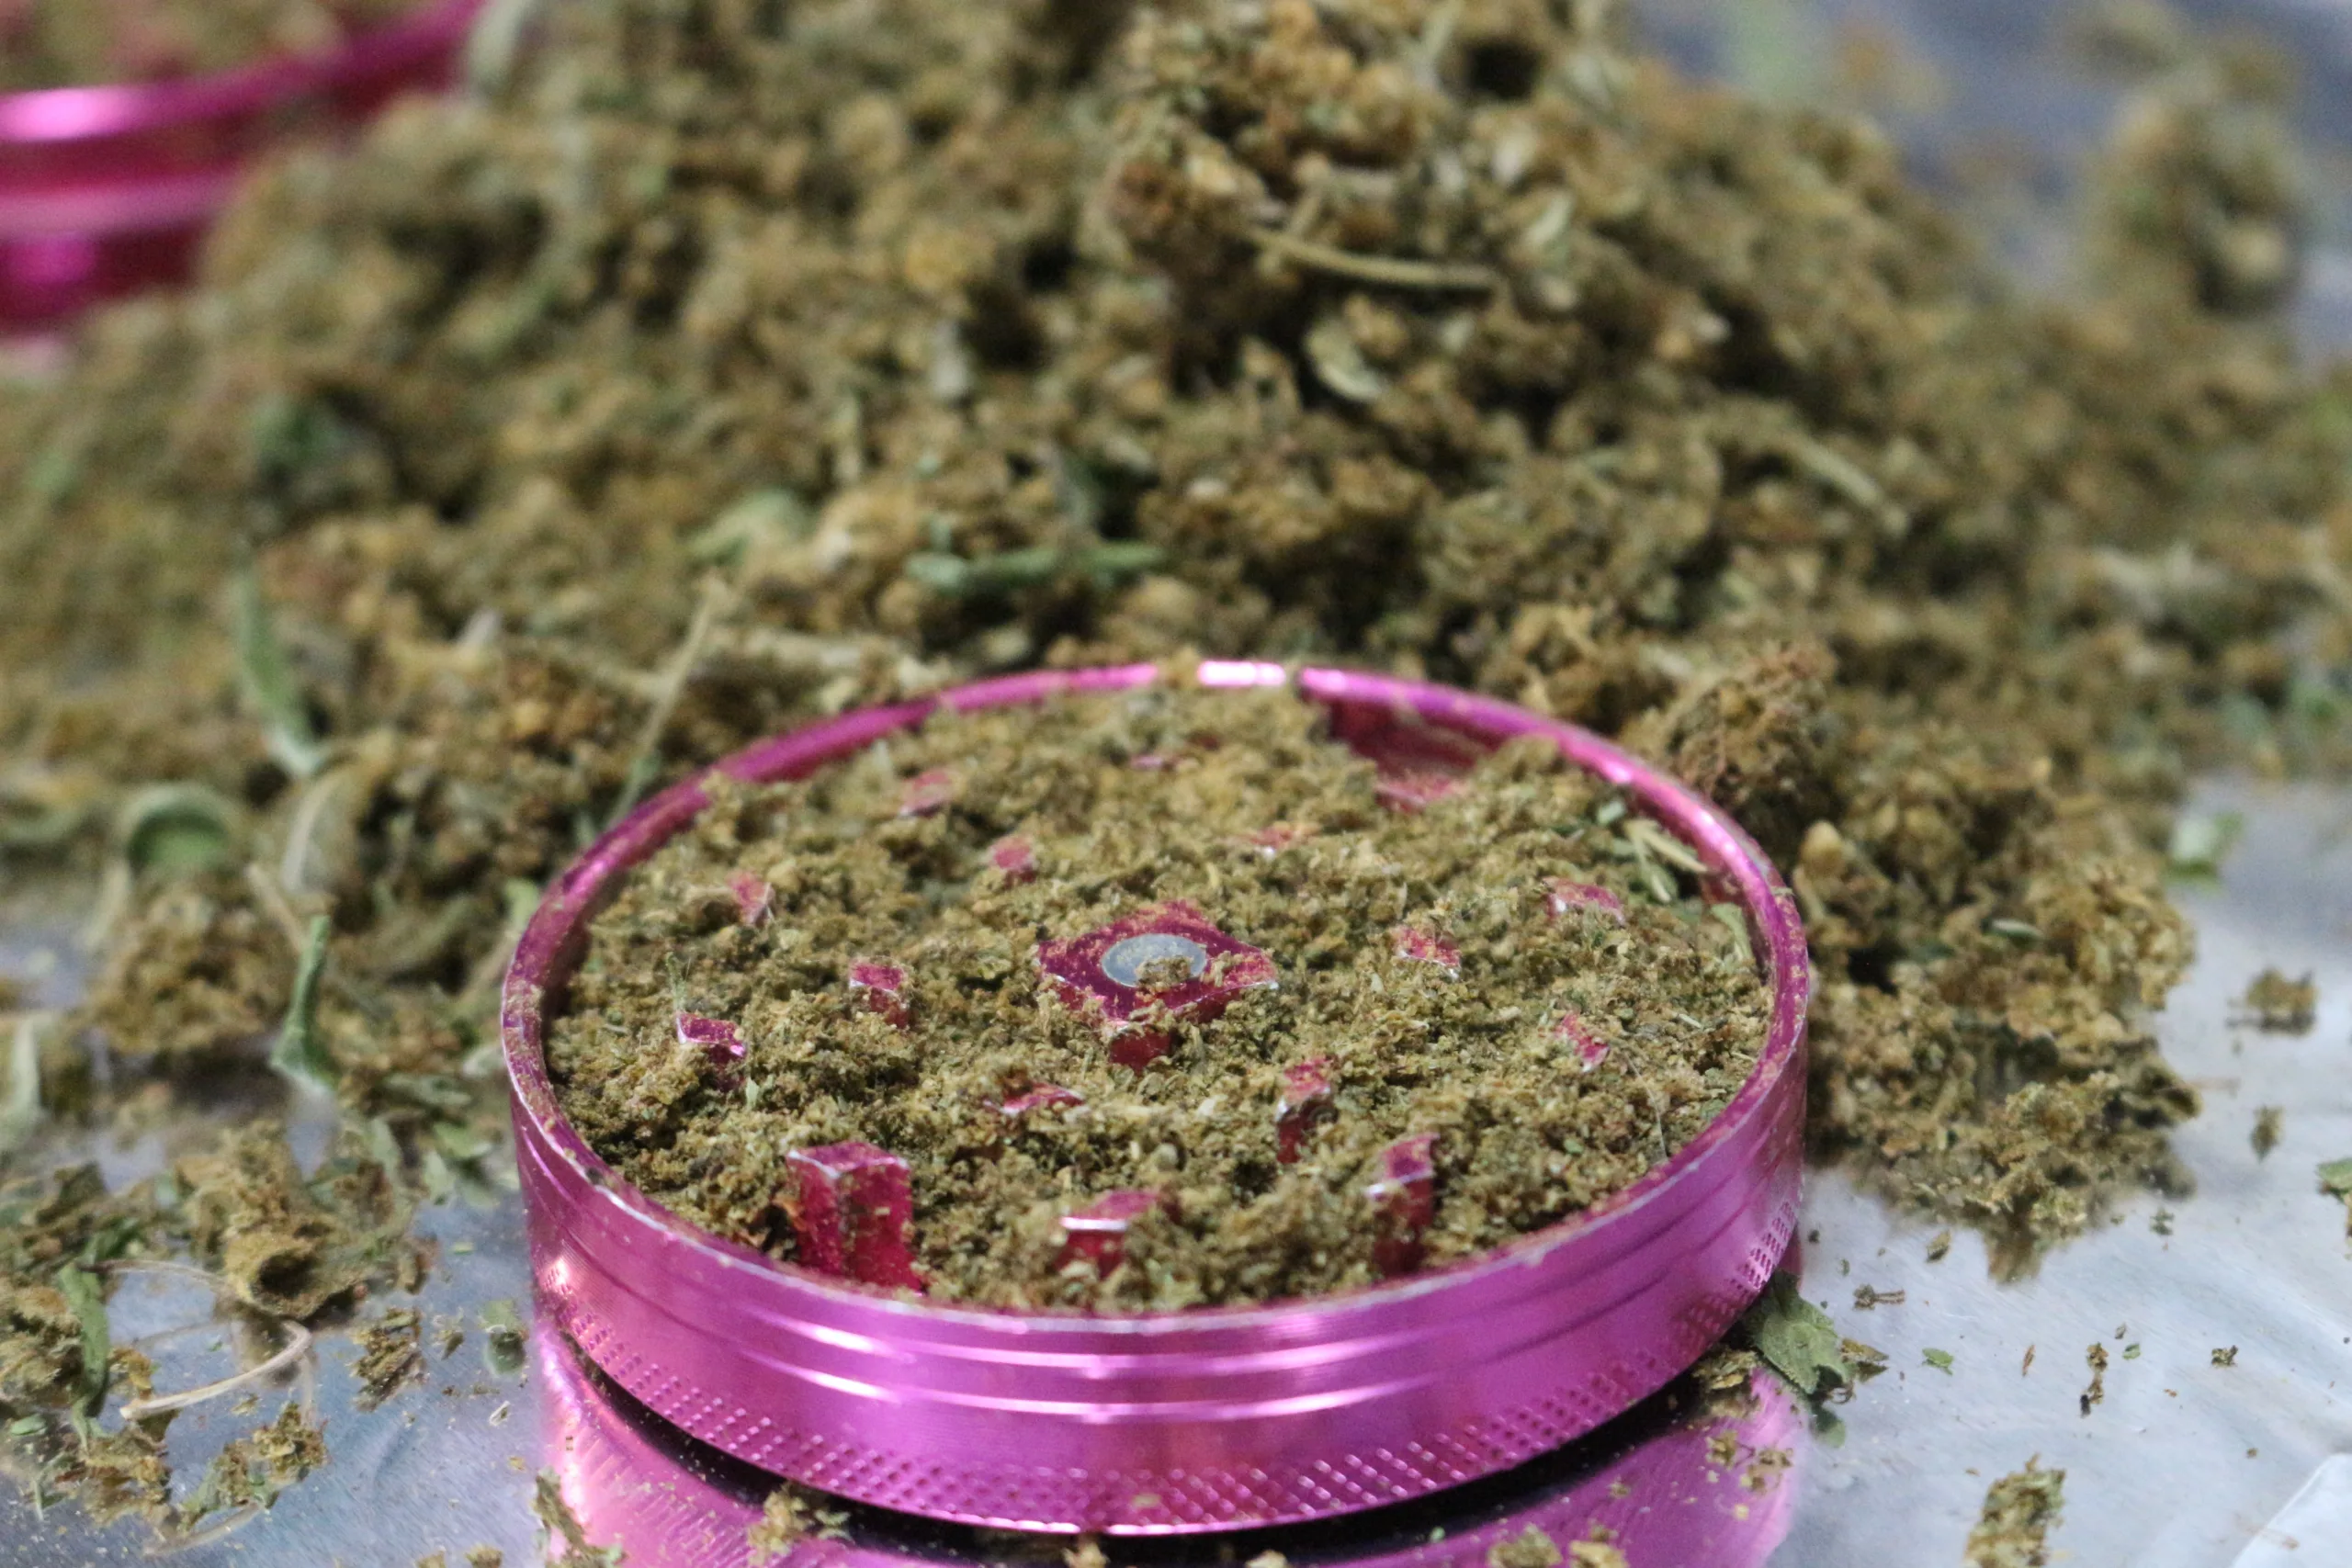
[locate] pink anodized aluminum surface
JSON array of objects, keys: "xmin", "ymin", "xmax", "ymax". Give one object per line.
[
  {"xmin": 0, "ymin": 0, "xmax": 481, "ymax": 329},
  {"xmin": 503, "ymin": 661, "xmax": 1812, "ymax": 1536}
]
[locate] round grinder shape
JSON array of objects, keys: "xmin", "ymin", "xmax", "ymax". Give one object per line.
[
  {"xmin": 0, "ymin": 0, "xmax": 481, "ymax": 330},
  {"xmin": 504, "ymin": 661, "xmax": 1811, "ymax": 1535}
]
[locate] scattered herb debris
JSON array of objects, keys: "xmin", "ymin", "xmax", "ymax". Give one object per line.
[
  {"xmin": 1567, "ymin": 1543, "xmax": 1628, "ymax": 1568},
  {"xmin": 2165, "ymin": 811, "xmax": 2245, "ymax": 879},
  {"xmin": 2237, "ymin": 969, "xmax": 2318, "ymax": 1032},
  {"xmin": 180, "ymin": 1401, "xmax": 327, "ymax": 1526},
  {"xmin": 1487, "ymin": 1526, "xmax": 1563, "ymax": 1568},
  {"xmin": 747, "ymin": 1481, "xmax": 847, "ymax": 1561},
  {"xmin": 1965, "ymin": 1460, "xmax": 2066, "ymax": 1568},
  {"xmin": 2081, "ymin": 1344, "xmax": 2109, "ymax": 1416},
  {"xmin": 1927, "ymin": 1232, "xmax": 1953, "ymax": 1264},
  {"xmin": 2253, "ymin": 1107, "xmax": 2283, "ymax": 1160},
  {"xmin": 2319, "ymin": 1156, "xmax": 2352, "ymax": 1233},
  {"xmin": 551, "ymin": 685, "xmax": 1769, "ymax": 1310},
  {"xmin": 1852, "ymin": 1285, "xmax": 1905, "ymax": 1310},
  {"xmin": 1737, "ymin": 1272, "xmax": 1883, "ymax": 1444},
  {"xmin": 2211, "ymin": 1345, "xmax": 2238, "ymax": 1367},
  {"xmin": 745, "ymin": 1486, "xmax": 808, "ymax": 1565},
  {"xmin": 479, "ymin": 1299, "xmax": 526, "ymax": 1376},
  {"xmin": 1922, "ymin": 1348, "xmax": 1955, "ymax": 1374},
  {"xmin": 534, "ymin": 1468, "xmax": 624, "ymax": 1568},
  {"xmin": 353, "ymin": 1307, "xmax": 423, "ymax": 1411}
]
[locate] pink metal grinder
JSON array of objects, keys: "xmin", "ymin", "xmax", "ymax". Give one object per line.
[
  {"xmin": 503, "ymin": 661, "xmax": 1812, "ymax": 1536},
  {"xmin": 0, "ymin": 0, "xmax": 482, "ymax": 331},
  {"xmin": 534, "ymin": 1318, "xmax": 1804, "ymax": 1568}
]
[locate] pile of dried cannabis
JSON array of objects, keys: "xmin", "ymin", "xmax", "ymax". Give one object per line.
[
  {"xmin": 1, "ymin": 0, "xmax": 2348, "ymax": 1521},
  {"xmin": 548, "ymin": 682, "xmax": 1767, "ymax": 1308},
  {"xmin": 0, "ymin": 0, "xmax": 418, "ymax": 92}
]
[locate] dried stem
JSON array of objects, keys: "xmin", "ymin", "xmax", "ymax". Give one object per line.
[{"xmin": 1246, "ymin": 228, "xmax": 1498, "ymax": 291}]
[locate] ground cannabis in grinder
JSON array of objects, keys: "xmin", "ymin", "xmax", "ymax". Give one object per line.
[{"xmin": 548, "ymin": 683, "xmax": 1769, "ymax": 1308}]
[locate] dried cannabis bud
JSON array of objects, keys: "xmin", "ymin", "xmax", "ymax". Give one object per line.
[
  {"xmin": 0, "ymin": 0, "xmax": 2345, "ymax": 1523},
  {"xmin": 1965, "ymin": 1459, "xmax": 2066, "ymax": 1568}
]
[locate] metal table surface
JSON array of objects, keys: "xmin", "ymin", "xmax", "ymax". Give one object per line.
[{"xmin": 6, "ymin": 2, "xmax": 2352, "ymax": 1563}]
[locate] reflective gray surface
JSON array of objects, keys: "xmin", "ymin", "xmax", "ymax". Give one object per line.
[{"xmin": 6, "ymin": 781, "xmax": 2346, "ymax": 1567}]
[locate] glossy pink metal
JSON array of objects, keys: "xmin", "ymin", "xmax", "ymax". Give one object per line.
[
  {"xmin": 1036, "ymin": 897, "xmax": 1277, "ymax": 1071},
  {"xmin": 1057, "ymin": 1190, "xmax": 1170, "ymax": 1277},
  {"xmin": 780, "ymin": 1143, "xmax": 922, "ymax": 1292},
  {"xmin": 1275, "ymin": 1056, "xmax": 1336, "ymax": 1165},
  {"xmin": 1391, "ymin": 924, "xmax": 1462, "ymax": 972},
  {"xmin": 985, "ymin": 833, "xmax": 1037, "ymax": 883},
  {"xmin": 534, "ymin": 1320, "xmax": 1804, "ymax": 1568},
  {"xmin": 504, "ymin": 661, "xmax": 1811, "ymax": 1536},
  {"xmin": 1546, "ymin": 877, "xmax": 1626, "ymax": 923},
  {"xmin": 846, "ymin": 961, "xmax": 911, "ymax": 1029},
  {"xmin": 1366, "ymin": 1133, "xmax": 1442, "ymax": 1278},
  {"xmin": 999, "ymin": 1083, "xmax": 1083, "ymax": 1120},
  {"xmin": 725, "ymin": 873, "xmax": 772, "ymax": 927},
  {"xmin": 0, "ymin": 0, "xmax": 481, "ymax": 330}
]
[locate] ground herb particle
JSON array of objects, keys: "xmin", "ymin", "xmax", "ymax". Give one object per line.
[
  {"xmin": 534, "ymin": 1469, "xmax": 624, "ymax": 1568},
  {"xmin": 745, "ymin": 1487, "xmax": 808, "ymax": 1565},
  {"xmin": 1567, "ymin": 1544, "xmax": 1629, "ymax": 1568},
  {"xmin": 180, "ymin": 1401, "xmax": 327, "ymax": 1526},
  {"xmin": 353, "ymin": 1308, "xmax": 424, "ymax": 1411},
  {"xmin": 2319, "ymin": 1157, "xmax": 2352, "ymax": 1234},
  {"xmin": 2081, "ymin": 1345, "xmax": 2109, "ymax": 1416},
  {"xmin": 1965, "ymin": 1461, "xmax": 2066, "ymax": 1568},
  {"xmin": 2211, "ymin": 1345, "xmax": 2239, "ymax": 1367},
  {"xmin": 479, "ymin": 1299, "xmax": 526, "ymax": 1375},
  {"xmin": 1922, "ymin": 1348, "xmax": 1954, "ymax": 1374},
  {"xmin": 552, "ymin": 686, "xmax": 1768, "ymax": 1310},
  {"xmin": 2253, "ymin": 1107, "xmax": 2283, "ymax": 1160},
  {"xmin": 1487, "ymin": 1525, "xmax": 1563, "ymax": 1568},
  {"xmin": 2237, "ymin": 969, "xmax": 2318, "ymax": 1032}
]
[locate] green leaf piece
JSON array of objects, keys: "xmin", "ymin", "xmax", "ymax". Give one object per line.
[
  {"xmin": 118, "ymin": 784, "xmax": 240, "ymax": 877},
  {"xmin": 1740, "ymin": 1273, "xmax": 1875, "ymax": 1399},
  {"xmin": 2165, "ymin": 810, "xmax": 2245, "ymax": 880},
  {"xmin": 267, "ymin": 916, "xmax": 338, "ymax": 1095},
  {"xmin": 1923, "ymin": 1348, "xmax": 1955, "ymax": 1373},
  {"xmin": 233, "ymin": 565, "xmax": 327, "ymax": 780},
  {"xmin": 481, "ymin": 1298, "xmax": 527, "ymax": 1376},
  {"xmin": 54, "ymin": 1265, "xmax": 109, "ymax": 1415}
]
